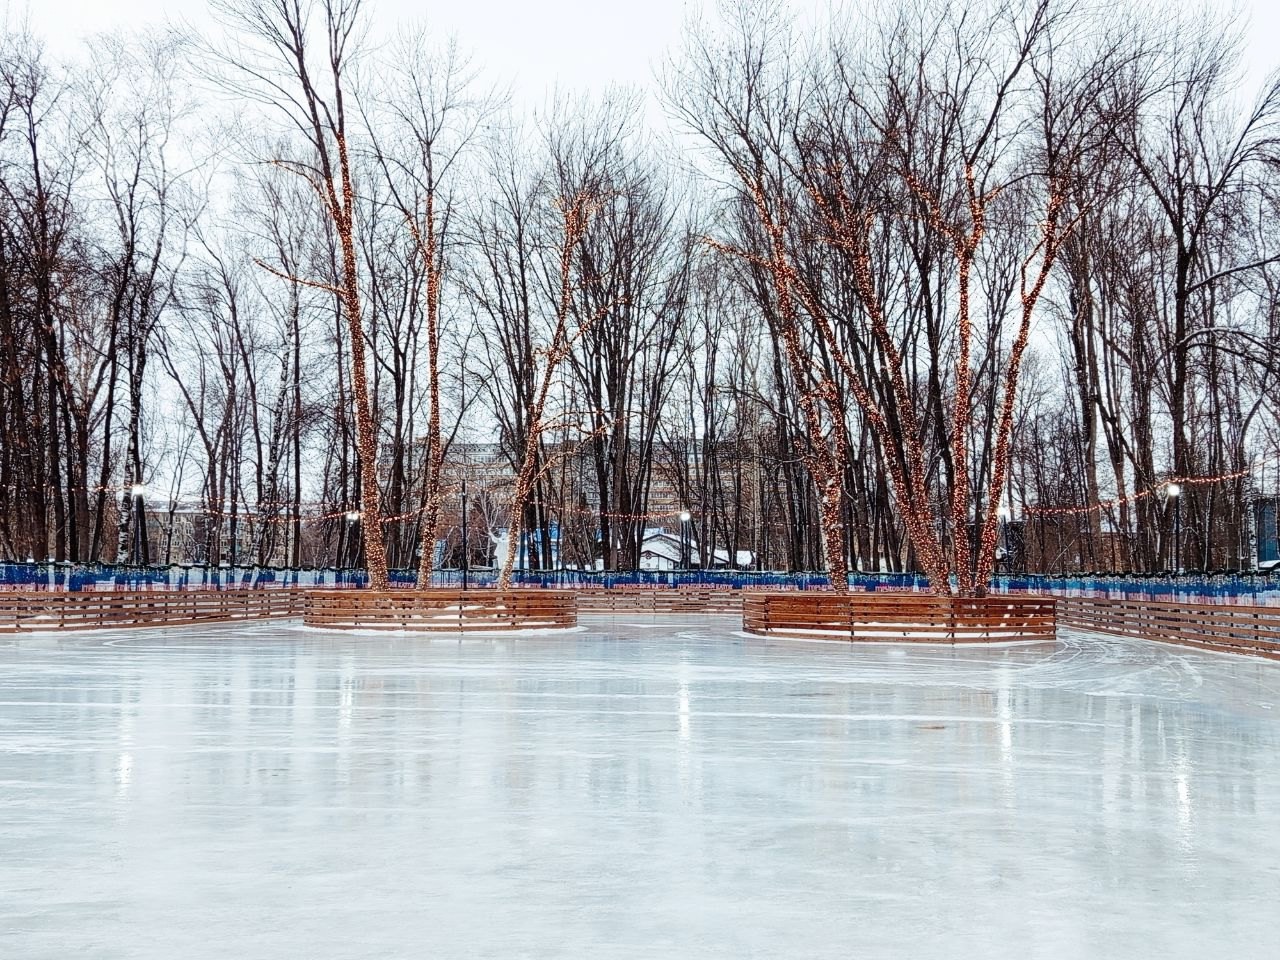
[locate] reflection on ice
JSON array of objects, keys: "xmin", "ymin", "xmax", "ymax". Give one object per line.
[{"xmin": 2, "ymin": 616, "xmax": 1280, "ymax": 958}]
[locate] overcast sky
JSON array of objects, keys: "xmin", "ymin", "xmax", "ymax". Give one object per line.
[{"xmin": 14, "ymin": 0, "xmax": 1280, "ymax": 115}]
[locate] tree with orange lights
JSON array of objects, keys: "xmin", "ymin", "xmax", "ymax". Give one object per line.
[
  {"xmin": 211, "ymin": 0, "xmax": 391, "ymax": 588},
  {"xmin": 370, "ymin": 32, "xmax": 492, "ymax": 587},
  {"xmin": 672, "ymin": 0, "xmax": 1136, "ymax": 594}
]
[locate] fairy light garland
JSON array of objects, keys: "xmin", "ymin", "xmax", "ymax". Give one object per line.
[
  {"xmin": 737, "ymin": 182, "xmax": 852, "ymax": 593},
  {"xmin": 1026, "ymin": 467, "xmax": 1253, "ymax": 517},
  {"xmin": 970, "ymin": 188, "xmax": 1068, "ymax": 590},
  {"xmin": 335, "ymin": 142, "xmax": 390, "ymax": 589},
  {"xmin": 118, "ymin": 467, "xmax": 1253, "ymax": 529},
  {"xmin": 411, "ymin": 188, "xmax": 445, "ymax": 588},
  {"xmin": 803, "ymin": 182, "xmax": 949, "ymax": 591},
  {"xmin": 942, "ymin": 164, "xmax": 989, "ymax": 594}
]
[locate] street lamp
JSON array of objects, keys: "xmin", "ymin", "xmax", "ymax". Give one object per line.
[
  {"xmin": 1165, "ymin": 483, "xmax": 1182, "ymax": 573},
  {"xmin": 460, "ymin": 475, "xmax": 469, "ymax": 591},
  {"xmin": 679, "ymin": 510, "xmax": 691, "ymax": 570},
  {"xmin": 997, "ymin": 505, "xmax": 1011, "ymax": 574},
  {"xmin": 131, "ymin": 485, "xmax": 147, "ymax": 565},
  {"xmin": 345, "ymin": 510, "xmax": 360, "ymax": 571}
]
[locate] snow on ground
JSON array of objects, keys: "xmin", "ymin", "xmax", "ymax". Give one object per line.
[{"xmin": 1, "ymin": 614, "xmax": 1279, "ymax": 959}]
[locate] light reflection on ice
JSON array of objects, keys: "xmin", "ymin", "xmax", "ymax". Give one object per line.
[{"xmin": 115, "ymin": 750, "xmax": 133, "ymax": 796}]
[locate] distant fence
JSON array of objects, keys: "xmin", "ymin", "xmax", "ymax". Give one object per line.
[
  {"xmin": 575, "ymin": 588, "xmax": 745, "ymax": 614},
  {"xmin": 3, "ymin": 562, "xmax": 1279, "ymax": 605},
  {"xmin": 988, "ymin": 573, "xmax": 1280, "ymax": 605},
  {"xmin": 0, "ymin": 563, "xmax": 364, "ymax": 591},
  {"xmin": 0, "ymin": 563, "xmax": 840, "ymax": 592}
]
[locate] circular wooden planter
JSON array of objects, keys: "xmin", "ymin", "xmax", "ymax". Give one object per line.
[
  {"xmin": 303, "ymin": 589, "xmax": 577, "ymax": 632},
  {"xmin": 742, "ymin": 592, "xmax": 1056, "ymax": 643}
]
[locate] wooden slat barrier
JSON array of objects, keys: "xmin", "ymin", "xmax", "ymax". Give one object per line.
[
  {"xmin": 1058, "ymin": 596, "xmax": 1280, "ymax": 660},
  {"xmin": 742, "ymin": 592, "xmax": 1057, "ymax": 643},
  {"xmin": 303, "ymin": 589, "xmax": 576, "ymax": 631},
  {"xmin": 574, "ymin": 589, "xmax": 744, "ymax": 614},
  {"xmin": 0, "ymin": 589, "xmax": 303, "ymax": 634}
]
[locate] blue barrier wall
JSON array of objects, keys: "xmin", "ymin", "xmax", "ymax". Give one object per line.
[
  {"xmin": 2, "ymin": 562, "xmax": 1278, "ymax": 602},
  {"xmin": 0, "ymin": 563, "xmax": 837, "ymax": 592}
]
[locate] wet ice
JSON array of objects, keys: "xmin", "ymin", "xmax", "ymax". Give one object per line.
[{"xmin": 2, "ymin": 616, "xmax": 1279, "ymax": 958}]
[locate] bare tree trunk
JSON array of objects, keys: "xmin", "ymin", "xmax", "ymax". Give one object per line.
[{"xmin": 499, "ymin": 192, "xmax": 594, "ymax": 589}]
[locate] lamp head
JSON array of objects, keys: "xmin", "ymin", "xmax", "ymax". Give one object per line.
[
  {"xmin": 1166, "ymin": 482, "xmax": 1182, "ymax": 499},
  {"xmin": 345, "ymin": 510, "xmax": 361, "ymax": 522},
  {"xmin": 679, "ymin": 511, "xmax": 691, "ymax": 523}
]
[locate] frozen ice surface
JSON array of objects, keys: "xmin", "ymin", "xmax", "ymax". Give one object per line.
[{"xmin": 2, "ymin": 615, "xmax": 1280, "ymax": 959}]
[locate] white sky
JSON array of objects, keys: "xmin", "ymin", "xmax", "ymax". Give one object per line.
[{"xmin": 14, "ymin": 0, "xmax": 1280, "ymax": 116}]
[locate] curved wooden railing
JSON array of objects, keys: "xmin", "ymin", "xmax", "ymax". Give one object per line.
[
  {"xmin": 0, "ymin": 589, "xmax": 303, "ymax": 634},
  {"xmin": 303, "ymin": 589, "xmax": 576, "ymax": 631},
  {"xmin": 742, "ymin": 592, "xmax": 1056, "ymax": 643},
  {"xmin": 1058, "ymin": 596, "xmax": 1280, "ymax": 660},
  {"xmin": 575, "ymin": 588, "xmax": 743, "ymax": 614},
  {"xmin": 9, "ymin": 586, "xmax": 1280, "ymax": 658}
]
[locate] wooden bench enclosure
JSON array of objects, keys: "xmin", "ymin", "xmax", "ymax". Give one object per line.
[
  {"xmin": 1058, "ymin": 596, "xmax": 1280, "ymax": 660},
  {"xmin": 8, "ymin": 587, "xmax": 1280, "ymax": 660},
  {"xmin": 303, "ymin": 589, "xmax": 576, "ymax": 631},
  {"xmin": 575, "ymin": 589, "xmax": 744, "ymax": 614},
  {"xmin": 743, "ymin": 592, "xmax": 1057, "ymax": 643},
  {"xmin": 0, "ymin": 589, "xmax": 303, "ymax": 634}
]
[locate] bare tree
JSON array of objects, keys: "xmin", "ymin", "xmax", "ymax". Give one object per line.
[
  {"xmin": 368, "ymin": 30, "xmax": 491, "ymax": 586},
  {"xmin": 210, "ymin": 0, "xmax": 390, "ymax": 587},
  {"xmin": 665, "ymin": 0, "xmax": 855, "ymax": 590}
]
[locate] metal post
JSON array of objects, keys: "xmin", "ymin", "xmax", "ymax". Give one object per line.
[
  {"xmin": 131, "ymin": 485, "xmax": 146, "ymax": 565},
  {"xmin": 998, "ymin": 505, "xmax": 1010, "ymax": 577},
  {"xmin": 1165, "ymin": 483, "xmax": 1182, "ymax": 574},
  {"xmin": 345, "ymin": 510, "xmax": 360, "ymax": 573},
  {"xmin": 1175, "ymin": 495, "xmax": 1182, "ymax": 574},
  {"xmin": 461, "ymin": 476, "xmax": 469, "ymax": 591}
]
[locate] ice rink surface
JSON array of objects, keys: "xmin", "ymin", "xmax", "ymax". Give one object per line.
[{"xmin": 2, "ymin": 615, "xmax": 1280, "ymax": 959}]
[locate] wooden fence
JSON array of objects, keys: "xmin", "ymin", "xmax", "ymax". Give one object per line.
[
  {"xmin": 1058, "ymin": 596, "xmax": 1280, "ymax": 659},
  {"xmin": 743, "ymin": 592, "xmax": 1057, "ymax": 643},
  {"xmin": 7, "ymin": 586, "xmax": 1280, "ymax": 659},
  {"xmin": 575, "ymin": 588, "xmax": 744, "ymax": 614},
  {"xmin": 303, "ymin": 589, "xmax": 576, "ymax": 631},
  {"xmin": 0, "ymin": 589, "xmax": 303, "ymax": 634}
]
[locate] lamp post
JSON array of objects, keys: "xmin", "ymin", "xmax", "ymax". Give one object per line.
[
  {"xmin": 1166, "ymin": 482, "xmax": 1182, "ymax": 573},
  {"xmin": 517, "ymin": 505, "xmax": 527, "ymax": 581},
  {"xmin": 345, "ymin": 510, "xmax": 361, "ymax": 572},
  {"xmin": 997, "ymin": 505, "xmax": 1011, "ymax": 575},
  {"xmin": 679, "ymin": 510, "xmax": 691, "ymax": 571},
  {"xmin": 461, "ymin": 475, "xmax": 469, "ymax": 591},
  {"xmin": 131, "ymin": 485, "xmax": 147, "ymax": 565}
]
